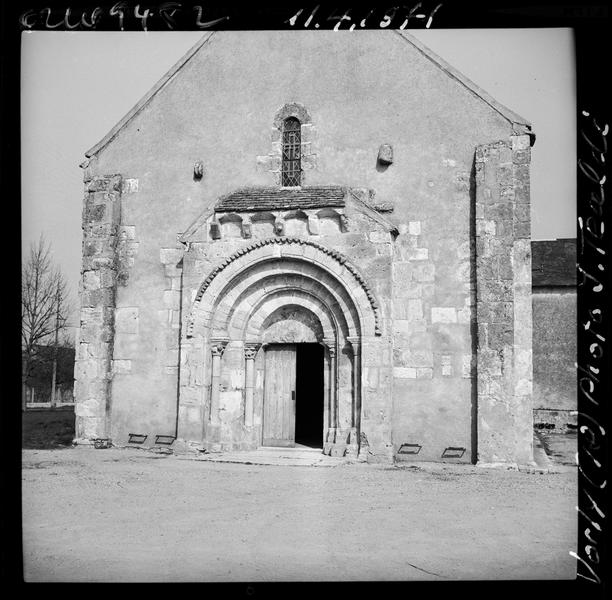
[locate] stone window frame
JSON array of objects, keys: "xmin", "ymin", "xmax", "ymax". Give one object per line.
[
  {"xmin": 258, "ymin": 103, "xmax": 317, "ymax": 187},
  {"xmin": 281, "ymin": 117, "xmax": 302, "ymax": 187}
]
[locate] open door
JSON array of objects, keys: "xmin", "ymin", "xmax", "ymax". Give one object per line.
[{"xmin": 263, "ymin": 344, "xmax": 296, "ymax": 447}]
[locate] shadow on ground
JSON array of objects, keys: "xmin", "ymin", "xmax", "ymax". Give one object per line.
[{"xmin": 22, "ymin": 407, "xmax": 75, "ymax": 449}]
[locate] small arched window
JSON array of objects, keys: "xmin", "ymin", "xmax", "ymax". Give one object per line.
[{"xmin": 281, "ymin": 117, "xmax": 301, "ymax": 187}]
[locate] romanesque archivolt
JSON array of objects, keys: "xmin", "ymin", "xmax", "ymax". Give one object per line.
[{"xmin": 187, "ymin": 237, "xmax": 382, "ymax": 338}]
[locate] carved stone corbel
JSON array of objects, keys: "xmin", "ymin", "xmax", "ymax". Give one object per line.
[
  {"xmin": 242, "ymin": 215, "xmax": 252, "ymax": 239},
  {"xmin": 274, "ymin": 216, "xmax": 285, "ymax": 236}
]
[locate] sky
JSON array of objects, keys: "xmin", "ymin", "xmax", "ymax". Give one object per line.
[{"xmin": 21, "ymin": 29, "xmax": 576, "ymax": 328}]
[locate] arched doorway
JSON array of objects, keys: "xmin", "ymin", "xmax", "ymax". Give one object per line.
[{"xmin": 180, "ymin": 238, "xmax": 382, "ymax": 457}]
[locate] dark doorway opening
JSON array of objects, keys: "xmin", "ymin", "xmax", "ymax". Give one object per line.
[{"xmin": 295, "ymin": 343, "xmax": 324, "ymax": 448}]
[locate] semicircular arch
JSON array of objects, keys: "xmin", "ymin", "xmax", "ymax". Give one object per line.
[
  {"xmin": 237, "ymin": 289, "xmax": 340, "ymax": 343},
  {"xmin": 187, "ymin": 238, "xmax": 380, "ymax": 339},
  {"xmin": 220, "ymin": 275, "xmax": 352, "ymax": 340}
]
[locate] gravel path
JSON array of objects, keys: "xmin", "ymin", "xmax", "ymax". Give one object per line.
[{"xmin": 22, "ymin": 446, "xmax": 577, "ymax": 582}]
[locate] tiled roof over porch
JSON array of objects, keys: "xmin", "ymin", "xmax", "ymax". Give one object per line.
[{"xmin": 214, "ymin": 186, "xmax": 346, "ymax": 212}]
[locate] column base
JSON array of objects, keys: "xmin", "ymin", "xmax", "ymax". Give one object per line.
[
  {"xmin": 330, "ymin": 444, "xmax": 347, "ymax": 457},
  {"xmin": 345, "ymin": 443, "xmax": 359, "ymax": 459},
  {"xmin": 323, "ymin": 442, "xmax": 348, "ymax": 457}
]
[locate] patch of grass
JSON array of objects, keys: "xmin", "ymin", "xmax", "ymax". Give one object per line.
[{"xmin": 22, "ymin": 407, "xmax": 75, "ymax": 449}]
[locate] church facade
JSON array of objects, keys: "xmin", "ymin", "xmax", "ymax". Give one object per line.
[{"xmin": 74, "ymin": 31, "xmax": 535, "ymax": 465}]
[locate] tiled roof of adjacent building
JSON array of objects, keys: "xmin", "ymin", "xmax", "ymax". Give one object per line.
[
  {"xmin": 214, "ymin": 186, "xmax": 346, "ymax": 212},
  {"xmin": 531, "ymin": 239, "xmax": 576, "ymax": 287}
]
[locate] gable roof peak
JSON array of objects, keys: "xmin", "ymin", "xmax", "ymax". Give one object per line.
[
  {"xmin": 84, "ymin": 30, "xmax": 534, "ymax": 161},
  {"xmin": 394, "ymin": 30, "xmax": 534, "ymax": 142}
]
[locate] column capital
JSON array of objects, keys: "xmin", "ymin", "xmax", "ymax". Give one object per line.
[
  {"xmin": 244, "ymin": 343, "xmax": 261, "ymax": 360},
  {"xmin": 322, "ymin": 337, "xmax": 336, "ymax": 357},
  {"xmin": 346, "ymin": 336, "xmax": 361, "ymax": 351},
  {"xmin": 210, "ymin": 339, "xmax": 228, "ymax": 357}
]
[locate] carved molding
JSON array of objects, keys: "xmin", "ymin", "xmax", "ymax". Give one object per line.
[
  {"xmin": 322, "ymin": 337, "xmax": 336, "ymax": 357},
  {"xmin": 210, "ymin": 340, "xmax": 228, "ymax": 357},
  {"xmin": 244, "ymin": 343, "xmax": 261, "ymax": 360},
  {"xmin": 188, "ymin": 237, "xmax": 382, "ymax": 338},
  {"xmin": 346, "ymin": 336, "xmax": 361, "ymax": 354}
]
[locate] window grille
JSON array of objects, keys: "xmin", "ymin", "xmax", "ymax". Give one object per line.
[{"xmin": 282, "ymin": 117, "xmax": 301, "ymax": 187}]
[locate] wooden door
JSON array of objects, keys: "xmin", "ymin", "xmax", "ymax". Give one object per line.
[{"xmin": 263, "ymin": 344, "xmax": 296, "ymax": 447}]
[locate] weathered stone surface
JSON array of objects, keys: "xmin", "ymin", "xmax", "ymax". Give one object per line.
[
  {"xmin": 74, "ymin": 175, "xmax": 122, "ymax": 442},
  {"xmin": 112, "ymin": 359, "xmax": 132, "ymax": 374},
  {"xmin": 474, "ymin": 138, "xmax": 534, "ymax": 465},
  {"xmin": 74, "ymin": 34, "xmax": 535, "ymax": 467},
  {"xmin": 431, "ymin": 307, "xmax": 457, "ymax": 323}
]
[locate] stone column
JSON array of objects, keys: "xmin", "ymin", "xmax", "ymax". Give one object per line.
[
  {"xmin": 474, "ymin": 135, "xmax": 534, "ymax": 466},
  {"xmin": 322, "ymin": 337, "xmax": 342, "ymax": 455},
  {"xmin": 209, "ymin": 340, "xmax": 228, "ymax": 425},
  {"xmin": 244, "ymin": 343, "xmax": 261, "ymax": 427},
  {"xmin": 346, "ymin": 336, "xmax": 361, "ymax": 458},
  {"xmin": 74, "ymin": 174, "xmax": 122, "ymax": 444}
]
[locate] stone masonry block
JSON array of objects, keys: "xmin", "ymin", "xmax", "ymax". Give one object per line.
[
  {"xmin": 514, "ymin": 220, "xmax": 531, "ymax": 240},
  {"xmin": 163, "ymin": 290, "xmax": 181, "ymax": 309},
  {"xmin": 392, "ymin": 300, "xmax": 406, "ymax": 319},
  {"xmin": 456, "ymin": 241, "xmax": 471, "ymax": 260},
  {"xmin": 411, "ymin": 263, "xmax": 435, "ymax": 282},
  {"xmin": 476, "ymin": 220, "xmax": 496, "ymax": 236},
  {"xmin": 405, "ymin": 350, "xmax": 434, "ymax": 368},
  {"xmin": 99, "ymin": 267, "xmax": 116, "ymax": 288},
  {"xmin": 441, "ymin": 354, "xmax": 453, "ymax": 377},
  {"xmin": 119, "ymin": 225, "xmax": 136, "ymax": 240},
  {"xmin": 86, "ymin": 341, "xmax": 111, "ymax": 360},
  {"xmin": 367, "ymin": 229, "xmax": 390, "ymax": 244},
  {"xmin": 406, "ymin": 299, "xmax": 423, "ymax": 321},
  {"xmin": 416, "ymin": 368, "xmax": 433, "ymax": 379},
  {"xmin": 393, "ymin": 367, "xmax": 417, "ymax": 379},
  {"xmin": 396, "ymin": 283, "xmax": 422, "ymax": 299},
  {"xmin": 160, "ymin": 248, "xmax": 183, "ymax": 265},
  {"xmin": 113, "ymin": 333, "xmax": 139, "ymax": 360},
  {"xmin": 406, "ymin": 248, "xmax": 429, "ymax": 261},
  {"xmin": 82, "ymin": 270, "xmax": 101, "ymax": 291},
  {"xmin": 462, "ymin": 354, "xmax": 475, "ymax": 378},
  {"xmin": 408, "ymin": 221, "xmax": 421, "ymax": 235},
  {"xmin": 511, "ymin": 135, "xmax": 531, "ymax": 151},
  {"xmin": 457, "ymin": 307, "xmax": 471, "ymax": 324},
  {"xmin": 76, "ymin": 342, "xmax": 91, "ymax": 361},
  {"xmin": 393, "ymin": 320, "xmax": 411, "ymax": 337},
  {"xmin": 115, "ymin": 307, "xmax": 139, "ymax": 334},
  {"xmin": 74, "ymin": 359, "xmax": 99, "ymax": 380},
  {"xmin": 431, "ymin": 307, "xmax": 457, "ymax": 323},
  {"xmin": 364, "ymin": 367, "xmax": 379, "ymax": 389},
  {"xmin": 112, "ymin": 359, "xmax": 132, "ymax": 374}
]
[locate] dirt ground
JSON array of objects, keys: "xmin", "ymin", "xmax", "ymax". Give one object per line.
[{"xmin": 21, "ymin": 443, "xmax": 577, "ymax": 583}]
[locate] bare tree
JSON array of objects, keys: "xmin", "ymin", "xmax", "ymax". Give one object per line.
[{"xmin": 22, "ymin": 235, "xmax": 72, "ymax": 410}]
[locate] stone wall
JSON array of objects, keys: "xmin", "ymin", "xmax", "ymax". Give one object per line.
[
  {"xmin": 531, "ymin": 239, "xmax": 577, "ymax": 428},
  {"xmin": 474, "ymin": 135, "xmax": 533, "ymax": 465},
  {"xmin": 177, "ymin": 210, "xmax": 394, "ymax": 461},
  {"xmin": 73, "ymin": 173, "xmax": 122, "ymax": 442}
]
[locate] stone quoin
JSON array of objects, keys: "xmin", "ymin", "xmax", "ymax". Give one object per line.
[{"xmin": 74, "ymin": 31, "xmax": 536, "ymax": 465}]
